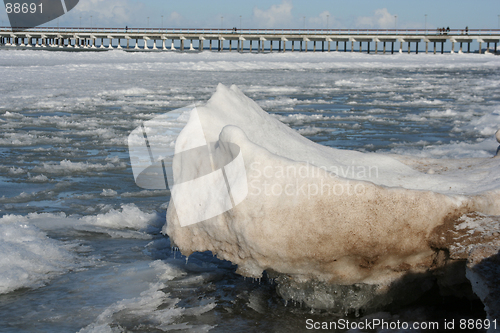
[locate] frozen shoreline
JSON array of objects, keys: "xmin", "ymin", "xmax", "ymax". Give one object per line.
[{"xmin": 1, "ymin": 49, "xmax": 500, "ymax": 331}]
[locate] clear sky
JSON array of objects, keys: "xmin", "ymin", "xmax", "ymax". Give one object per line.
[{"xmin": 1, "ymin": 0, "xmax": 499, "ymax": 30}]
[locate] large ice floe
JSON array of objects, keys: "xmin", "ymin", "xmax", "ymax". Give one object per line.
[{"xmin": 157, "ymin": 84, "xmax": 500, "ymax": 317}]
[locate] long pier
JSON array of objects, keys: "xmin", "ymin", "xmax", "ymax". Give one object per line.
[{"xmin": 1, "ymin": 27, "xmax": 499, "ymax": 54}]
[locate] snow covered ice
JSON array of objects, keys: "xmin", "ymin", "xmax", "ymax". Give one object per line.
[{"xmin": 164, "ymin": 84, "xmax": 500, "ymax": 313}]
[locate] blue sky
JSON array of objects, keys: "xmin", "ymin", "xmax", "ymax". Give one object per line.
[{"xmin": 1, "ymin": 0, "xmax": 499, "ymax": 30}]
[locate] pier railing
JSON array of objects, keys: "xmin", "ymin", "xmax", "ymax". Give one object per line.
[{"xmin": 1, "ymin": 27, "xmax": 500, "ymax": 36}]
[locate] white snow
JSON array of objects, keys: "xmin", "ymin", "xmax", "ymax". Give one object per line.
[
  {"xmin": 0, "ymin": 217, "xmax": 77, "ymax": 294},
  {"xmin": 0, "ymin": 204, "xmax": 163, "ymax": 293}
]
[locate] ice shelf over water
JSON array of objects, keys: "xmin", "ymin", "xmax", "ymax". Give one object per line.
[{"xmin": 164, "ymin": 84, "xmax": 500, "ymax": 314}]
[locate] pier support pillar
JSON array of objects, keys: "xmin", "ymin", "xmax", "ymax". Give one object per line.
[
  {"xmin": 374, "ymin": 41, "xmax": 377, "ymax": 54},
  {"xmin": 322, "ymin": 41, "xmax": 324, "ymax": 52},
  {"xmin": 135, "ymin": 39, "xmax": 140, "ymax": 49},
  {"xmin": 181, "ymin": 39, "xmax": 185, "ymax": 51},
  {"xmin": 237, "ymin": 40, "xmax": 240, "ymax": 52},
  {"xmin": 336, "ymin": 41, "xmax": 339, "ymax": 52},
  {"xmin": 479, "ymin": 42, "xmax": 482, "ymax": 54},
  {"xmin": 399, "ymin": 41, "xmax": 402, "ymax": 53},
  {"xmin": 300, "ymin": 41, "xmax": 302, "ymax": 51},
  {"xmin": 416, "ymin": 42, "xmax": 419, "ymax": 54},
  {"xmin": 368, "ymin": 41, "xmax": 370, "ymax": 54},
  {"xmin": 171, "ymin": 40, "xmax": 175, "ymax": 50},
  {"xmin": 258, "ymin": 40, "xmax": 260, "ymax": 52},
  {"xmin": 209, "ymin": 40, "xmax": 212, "ymax": 51},
  {"xmin": 305, "ymin": 41, "xmax": 307, "ymax": 52},
  {"xmin": 468, "ymin": 42, "xmax": 471, "ymax": 53},
  {"xmin": 425, "ymin": 42, "xmax": 428, "ymax": 54},
  {"xmin": 292, "ymin": 41, "xmax": 294, "ymax": 52},
  {"xmin": 328, "ymin": 40, "xmax": 330, "ymax": 52},
  {"xmin": 459, "ymin": 42, "xmax": 463, "ymax": 54},
  {"xmin": 162, "ymin": 39, "xmax": 165, "ymax": 50},
  {"xmin": 229, "ymin": 40, "xmax": 232, "ymax": 52},
  {"xmin": 359, "ymin": 41, "xmax": 362, "ymax": 53},
  {"xmin": 486, "ymin": 42, "xmax": 490, "ymax": 54},
  {"xmin": 269, "ymin": 40, "xmax": 272, "ymax": 52},
  {"xmin": 249, "ymin": 40, "xmax": 252, "ymax": 52},
  {"xmin": 441, "ymin": 41, "xmax": 444, "ymax": 54},
  {"xmin": 408, "ymin": 41, "xmax": 410, "ymax": 54},
  {"xmin": 189, "ymin": 39, "xmax": 194, "ymax": 51},
  {"xmin": 199, "ymin": 39, "xmax": 203, "ymax": 52},
  {"xmin": 433, "ymin": 42, "xmax": 436, "ymax": 54},
  {"xmin": 391, "ymin": 42, "xmax": 394, "ymax": 54},
  {"xmin": 451, "ymin": 41, "xmax": 455, "ymax": 54},
  {"xmin": 383, "ymin": 41, "xmax": 386, "ymax": 54},
  {"xmin": 313, "ymin": 41, "xmax": 316, "ymax": 52}
]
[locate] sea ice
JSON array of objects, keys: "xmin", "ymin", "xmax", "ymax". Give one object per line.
[{"xmin": 163, "ymin": 84, "xmax": 500, "ymax": 312}]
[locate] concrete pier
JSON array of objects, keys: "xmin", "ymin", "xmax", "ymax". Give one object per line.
[{"xmin": 1, "ymin": 27, "xmax": 499, "ymax": 54}]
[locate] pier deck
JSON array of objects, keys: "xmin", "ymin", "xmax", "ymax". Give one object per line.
[{"xmin": 1, "ymin": 27, "xmax": 499, "ymax": 54}]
